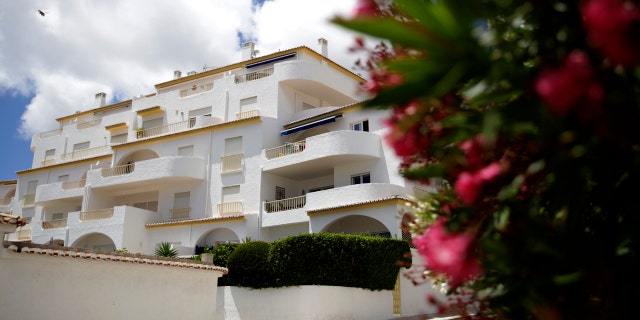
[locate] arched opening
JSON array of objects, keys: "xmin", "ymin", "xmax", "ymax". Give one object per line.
[
  {"xmin": 322, "ymin": 215, "xmax": 391, "ymax": 238},
  {"xmin": 118, "ymin": 149, "xmax": 159, "ymax": 166},
  {"xmin": 195, "ymin": 228, "xmax": 240, "ymax": 254},
  {"xmin": 72, "ymin": 233, "xmax": 116, "ymax": 250}
]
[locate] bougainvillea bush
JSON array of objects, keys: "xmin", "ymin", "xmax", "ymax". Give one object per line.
[{"xmin": 336, "ymin": 0, "xmax": 640, "ymax": 319}]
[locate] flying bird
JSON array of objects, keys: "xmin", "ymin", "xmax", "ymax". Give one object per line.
[{"xmin": 38, "ymin": 10, "xmax": 47, "ymax": 17}]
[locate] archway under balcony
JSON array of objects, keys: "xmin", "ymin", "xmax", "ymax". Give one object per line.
[
  {"xmin": 195, "ymin": 228, "xmax": 241, "ymax": 254},
  {"xmin": 72, "ymin": 233, "xmax": 117, "ymax": 251},
  {"xmin": 118, "ymin": 149, "xmax": 159, "ymax": 166},
  {"xmin": 321, "ymin": 215, "xmax": 391, "ymax": 238}
]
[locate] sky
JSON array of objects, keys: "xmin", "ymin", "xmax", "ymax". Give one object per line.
[{"xmin": 0, "ymin": 0, "xmax": 367, "ymax": 181}]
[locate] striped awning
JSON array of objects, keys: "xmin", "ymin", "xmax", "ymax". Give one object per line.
[{"xmin": 280, "ymin": 115, "xmax": 340, "ymax": 136}]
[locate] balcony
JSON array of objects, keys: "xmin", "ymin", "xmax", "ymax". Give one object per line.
[
  {"xmin": 61, "ymin": 145, "xmax": 111, "ymax": 162},
  {"xmin": 217, "ymin": 201, "xmax": 243, "ymax": 216},
  {"xmin": 35, "ymin": 179, "xmax": 85, "ymax": 205},
  {"xmin": 39, "ymin": 128, "xmax": 62, "ymax": 139},
  {"xmin": 170, "ymin": 207, "xmax": 191, "ymax": 220},
  {"xmin": 42, "ymin": 219, "xmax": 67, "ymax": 230},
  {"xmin": 264, "ymin": 195, "xmax": 306, "ymax": 213},
  {"xmin": 136, "ymin": 117, "xmax": 220, "ymax": 140},
  {"xmin": 221, "ymin": 153, "xmax": 243, "ymax": 173},
  {"xmin": 76, "ymin": 118, "xmax": 102, "ymax": 130},
  {"xmin": 262, "ymin": 130, "xmax": 381, "ymax": 180},
  {"xmin": 305, "ymin": 183, "xmax": 408, "ymax": 212},
  {"xmin": 236, "ymin": 109, "xmax": 259, "ymax": 120},
  {"xmin": 234, "ymin": 67, "xmax": 274, "ymax": 83},
  {"xmin": 262, "ymin": 196, "xmax": 308, "ymax": 227},
  {"xmin": 80, "ymin": 208, "xmax": 114, "ymax": 221},
  {"xmin": 87, "ymin": 156, "xmax": 205, "ymax": 193}
]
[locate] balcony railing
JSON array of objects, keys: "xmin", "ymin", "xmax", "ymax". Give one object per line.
[
  {"xmin": 236, "ymin": 109, "xmax": 259, "ymax": 120},
  {"xmin": 41, "ymin": 158, "xmax": 56, "ymax": 167},
  {"xmin": 220, "ymin": 153, "xmax": 243, "ymax": 173},
  {"xmin": 16, "ymin": 229, "xmax": 31, "ymax": 240},
  {"xmin": 170, "ymin": 207, "xmax": 191, "ymax": 219},
  {"xmin": 217, "ymin": 201, "xmax": 243, "ymax": 215},
  {"xmin": 265, "ymin": 195, "xmax": 306, "ymax": 213},
  {"xmin": 179, "ymin": 82, "xmax": 214, "ymax": 98},
  {"xmin": 61, "ymin": 145, "xmax": 110, "ymax": 162},
  {"xmin": 136, "ymin": 120, "xmax": 191, "ymax": 139},
  {"xmin": 42, "ymin": 219, "xmax": 67, "ymax": 229},
  {"xmin": 80, "ymin": 208, "xmax": 114, "ymax": 221},
  {"xmin": 265, "ymin": 140, "xmax": 306, "ymax": 160},
  {"xmin": 101, "ymin": 163, "xmax": 135, "ymax": 177},
  {"xmin": 22, "ymin": 194, "xmax": 35, "ymax": 207},
  {"xmin": 61, "ymin": 179, "xmax": 86, "ymax": 190},
  {"xmin": 0, "ymin": 197, "xmax": 12, "ymax": 206},
  {"xmin": 39, "ymin": 128, "xmax": 62, "ymax": 139},
  {"xmin": 76, "ymin": 118, "xmax": 101, "ymax": 130},
  {"xmin": 235, "ymin": 67, "xmax": 274, "ymax": 83}
]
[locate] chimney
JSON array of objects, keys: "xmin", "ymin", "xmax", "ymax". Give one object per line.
[
  {"xmin": 318, "ymin": 38, "xmax": 328, "ymax": 57},
  {"xmin": 242, "ymin": 41, "xmax": 255, "ymax": 61},
  {"xmin": 187, "ymin": 71, "xmax": 197, "ymax": 76},
  {"xmin": 174, "ymin": 70, "xmax": 182, "ymax": 79},
  {"xmin": 95, "ymin": 92, "xmax": 106, "ymax": 108}
]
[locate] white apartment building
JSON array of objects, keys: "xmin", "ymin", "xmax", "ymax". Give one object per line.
[{"xmin": 3, "ymin": 39, "xmax": 428, "ymax": 255}]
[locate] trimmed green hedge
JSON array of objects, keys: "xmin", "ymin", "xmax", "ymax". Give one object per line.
[
  {"xmin": 226, "ymin": 241, "xmax": 275, "ymax": 288},
  {"xmin": 223, "ymin": 233, "xmax": 411, "ymax": 291},
  {"xmin": 210, "ymin": 244, "xmax": 239, "ymax": 286}
]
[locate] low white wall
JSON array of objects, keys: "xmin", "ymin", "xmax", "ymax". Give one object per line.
[
  {"xmin": 217, "ymin": 285, "xmax": 393, "ymax": 320},
  {"xmin": 0, "ymin": 245, "xmax": 225, "ymax": 320}
]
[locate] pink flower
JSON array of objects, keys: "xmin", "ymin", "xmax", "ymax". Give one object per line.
[
  {"xmin": 454, "ymin": 171, "xmax": 481, "ymax": 205},
  {"xmin": 582, "ymin": 0, "xmax": 640, "ymax": 67},
  {"xmin": 535, "ymin": 51, "xmax": 604, "ymax": 117},
  {"xmin": 352, "ymin": 0, "xmax": 380, "ymax": 18},
  {"xmin": 412, "ymin": 219, "xmax": 481, "ymax": 287},
  {"xmin": 454, "ymin": 162, "xmax": 502, "ymax": 205},
  {"xmin": 459, "ymin": 135, "xmax": 485, "ymax": 170}
]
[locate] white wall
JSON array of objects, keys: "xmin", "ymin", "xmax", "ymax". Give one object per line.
[
  {"xmin": 0, "ymin": 245, "xmax": 224, "ymax": 320},
  {"xmin": 217, "ymin": 286, "xmax": 393, "ymax": 320}
]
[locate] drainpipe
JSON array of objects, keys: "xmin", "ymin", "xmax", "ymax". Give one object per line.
[
  {"xmin": 224, "ymin": 90, "xmax": 229, "ymax": 122},
  {"xmin": 205, "ymin": 130, "xmax": 213, "ymax": 217}
]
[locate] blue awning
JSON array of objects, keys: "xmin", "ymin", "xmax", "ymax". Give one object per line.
[
  {"xmin": 246, "ymin": 53, "xmax": 297, "ymax": 69},
  {"xmin": 280, "ymin": 115, "xmax": 340, "ymax": 136}
]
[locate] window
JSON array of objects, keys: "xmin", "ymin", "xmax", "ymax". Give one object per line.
[
  {"xmin": 240, "ymin": 96, "xmax": 257, "ymax": 109},
  {"xmin": 224, "ymin": 136, "xmax": 242, "ymax": 155},
  {"xmin": 351, "ymin": 173, "xmax": 371, "ymax": 185},
  {"xmin": 178, "ymin": 145, "xmax": 194, "ymax": 156},
  {"xmin": 275, "ymin": 186, "xmax": 286, "ymax": 200},
  {"xmin": 26, "ymin": 180, "xmax": 38, "ymax": 195},
  {"xmin": 173, "ymin": 192, "xmax": 190, "ymax": 209},
  {"xmin": 351, "ymin": 120, "xmax": 369, "ymax": 132},
  {"xmin": 222, "ymin": 186, "xmax": 240, "ymax": 203},
  {"xmin": 44, "ymin": 149, "xmax": 56, "ymax": 159},
  {"xmin": 73, "ymin": 141, "xmax": 90, "ymax": 151},
  {"xmin": 188, "ymin": 106, "xmax": 212, "ymax": 127},
  {"xmin": 142, "ymin": 117, "xmax": 163, "ymax": 129},
  {"xmin": 110, "ymin": 133, "xmax": 127, "ymax": 144}
]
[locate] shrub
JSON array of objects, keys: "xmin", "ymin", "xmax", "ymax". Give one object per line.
[
  {"xmin": 211, "ymin": 243, "xmax": 239, "ymax": 286},
  {"xmin": 153, "ymin": 242, "xmax": 178, "ymax": 257},
  {"xmin": 226, "ymin": 241, "xmax": 274, "ymax": 288},
  {"xmin": 271, "ymin": 233, "xmax": 410, "ymax": 290}
]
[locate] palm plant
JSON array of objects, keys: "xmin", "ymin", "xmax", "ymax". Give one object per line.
[{"xmin": 154, "ymin": 242, "xmax": 178, "ymax": 257}]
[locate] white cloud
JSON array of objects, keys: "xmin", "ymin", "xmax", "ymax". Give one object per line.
[{"xmin": 0, "ymin": 0, "xmax": 365, "ymax": 140}]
